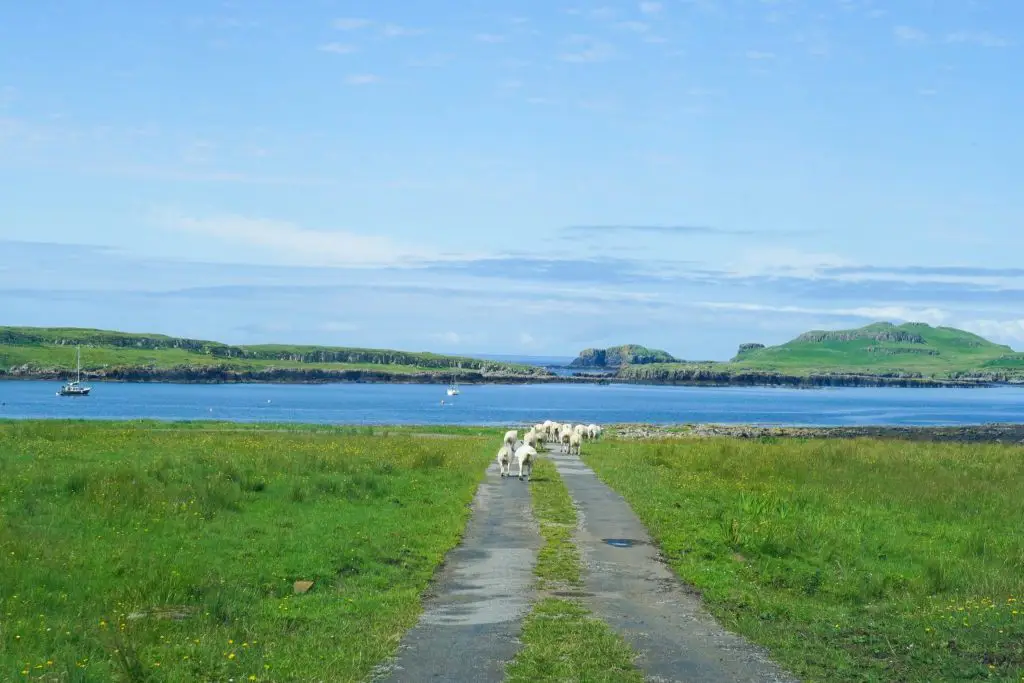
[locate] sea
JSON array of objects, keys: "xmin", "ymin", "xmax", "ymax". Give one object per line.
[{"xmin": 1, "ymin": 378, "xmax": 1023, "ymax": 427}]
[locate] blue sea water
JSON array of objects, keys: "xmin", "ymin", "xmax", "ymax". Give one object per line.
[{"xmin": 0, "ymin": 380, "xmax": 1022, "ymax": 427}]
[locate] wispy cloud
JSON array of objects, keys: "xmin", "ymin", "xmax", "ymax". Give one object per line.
[
  {"xmin": 319, "ymin": 42, "xmax": 357, "ymax": 54},
  {"xmin": 559, "ymin": 35, "xmax": 616, "ymax": 63},
  {"xmin": 345, "ymin": 74, "xmax": 379, "ymax": 85},
  {"xmin": 562, "ymin": 224, "xmax": 810, "ymax": 237},
  {"xmin": 155, "ymin": 211, "xmax": 478, "ymax": 268},
  {"xmin": 694, "ymin": 301, "xmax": 953, "ymax": 327},
  {"xmin": 334, "ymin": 18, "xmax": 371, "ymax": 30},
  {"xmin": 945, "ymin": 30, "xmax": 1012, "ymax": 48},
  {"xmin": 893, "ymin": 25, "xmax": 928, "ymax": 44},
  {"xmin": 639, "ymin": 2, "xmax": 663, "ymax": 15}
]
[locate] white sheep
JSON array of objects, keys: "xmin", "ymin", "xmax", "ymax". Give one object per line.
[
  {"xmin": 496, "ymin": 445, "xmax": 513, "ymax": 477},
  {"xmin": 589, "ymin": 424, "xmax": 603, "ymax": 440},
  {"xmin": 546, "ymin": 422, "xmax": 560, "ymax": 442},
  {"xmin": 569, "ymin": 431, "xmax": 582, "ymax": 456},
  {"xmin": 559, "ymin": 428, "xmax": 572, "ymax": 453},
  {"xmin": 503, "ymin": 429, "xmax": 518, "ymax": 452},
  {"xmin": 514, "ymin": 444, "xmax": 537, "ymax": 481},
  {"xmin": 524, "ymin": 429, "xmax": 540, "ymax": 449}
]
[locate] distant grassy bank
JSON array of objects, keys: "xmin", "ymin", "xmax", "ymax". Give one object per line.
[
  {"xmin": 0, "ymin": 326, "xmax": 553, "ymax": 385},
  {"xmin": 585, "ymin": 437, "xmax": 1024, "ymax": 682},
  {"xmin": 0, "ymin": 420, "xmax": 492, "ymax": 682},
  {"xmin": 5, "ymin": 323, "xmax": 1024, "ymax": 387}
]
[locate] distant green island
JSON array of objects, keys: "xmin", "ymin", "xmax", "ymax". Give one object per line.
[{"xmin": 2, "ymin": 322, "xmax": 1023, "ymax": 387}]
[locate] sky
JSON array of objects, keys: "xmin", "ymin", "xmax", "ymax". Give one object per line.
[{"xmin": 1, "ymin": 0, "xmax": 1022, "ymax": 360}]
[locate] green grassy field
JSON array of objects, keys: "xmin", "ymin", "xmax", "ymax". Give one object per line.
[
  {"xmin": 0, "ymin": 326, "xmax": 546, "ymax": 379},
  {"xmin": 506, "ymin": 456, "xmax": 643, "ymax": 682},
  {"xmin": 0, "ymin": 420, "xmax": 492, "ymax": 682},
  {"xmin": 731, "ymin": 322, "xmax": 1021, "ymax": 374},
  {"xmin": 584, "ymin": 437, "xmax": 1024, "ymax": 682},
  {"xmin": 618, "ymin": 322, "xmax": 1024, "ymax": 382}
]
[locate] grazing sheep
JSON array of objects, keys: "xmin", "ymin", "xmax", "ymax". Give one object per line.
[
  {"xmin": 496, "ymin": 445, "xmax": 513, "ymax": 477},
  {"xmin": 514, "ymin": 444, "xmax": 537, "ymax": 481},
  {"xmin": 587, "ymin": 424, "xmax": 599, "ymax": 439},
  {"xmin": 503, "ymin": 429, "xmax": 518, "ymax": 451},
  {"xmin": 569, "ymin": 431, "xmax": 582, "ymax": 456}
]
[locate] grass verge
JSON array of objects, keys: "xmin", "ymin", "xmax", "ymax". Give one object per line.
[
  {"xmin": 0, "ymin": 420, "xmax": 491, "ymax": 682},
  {"xmin": 505, "ymin": 455, "xmax": 643, "ymax": 682},
  {"xmin": 584, "ymin": 437, "xmax": 1024, "ymax": 682}
]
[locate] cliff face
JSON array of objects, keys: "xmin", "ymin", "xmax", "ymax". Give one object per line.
[{"xmin": 569, "ymin": 344, "xmax": 677, "ymax": 368}]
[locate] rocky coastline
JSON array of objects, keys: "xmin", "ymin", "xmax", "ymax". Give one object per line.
[{"xmin": 611, "ymin": 422, "xmax": 1024, "ymax": 444}]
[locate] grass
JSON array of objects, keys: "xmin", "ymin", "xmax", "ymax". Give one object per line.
[
  {"xmin": 0, "ymin": 420, "xmax": 492, "ymax": 682},
  {"xmin": 505, "ymin": 455, "xmax": 643, "ymax": 683},
  {"xmin": 618, "ymin": 322, "xmax": 1024, "ymax": 382},
  {"xmin": 0, "ymin": 326, "xmax": 546, "ymax": 378},
  {"xmin": 583, "ymin": 437, "xmax": 1024, "ymax": 682}
]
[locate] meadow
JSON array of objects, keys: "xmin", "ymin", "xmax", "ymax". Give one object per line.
[
  {"xmin": 0, "ymin": 420, "xmax": 492, "ymax": 682},
  {"xmin": 584, "ymin": 437, "xmax": 1024, "ymax": 682}
]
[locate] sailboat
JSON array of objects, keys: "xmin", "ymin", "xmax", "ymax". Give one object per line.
[
  {"xmin": 446, "ymin": 363, "xmax": 460, "ymax": 396},
  {"xmin": 57, "ymin": 346, "xmax": 91, "ymax": 396}
]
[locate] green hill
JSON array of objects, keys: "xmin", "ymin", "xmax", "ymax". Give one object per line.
[
  {"xmin": 0, "ymin": 326, "xmax": 552, "ymax": 383},
  {"xmin": 569, "ymin": 344, "xmax": 678, "ymax": 368},
  {"xmin": 729, "ymin": 322, "xmax": 1021, "ymax": 374},
  {"xmin": 618, "ymin": 322, "xmax": 1024, "ymax": 386}
]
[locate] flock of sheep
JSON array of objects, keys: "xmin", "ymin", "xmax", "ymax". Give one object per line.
[{"xmin": 496, "ymin": 420, "xmax": 604, "ymax": 481}]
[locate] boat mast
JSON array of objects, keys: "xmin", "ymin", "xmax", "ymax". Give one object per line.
[{"xmin": 77, "ymin": 346, "xmax": 81, "ymax": 383}]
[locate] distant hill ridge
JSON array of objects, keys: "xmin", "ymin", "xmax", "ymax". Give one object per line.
[
  {"xmin": 0, "ymin": 325, "xmax": 549, "ymax": 378},
  {"xmin": 568, "ymin": 344, "xmax": 678, "ymax": 368}
]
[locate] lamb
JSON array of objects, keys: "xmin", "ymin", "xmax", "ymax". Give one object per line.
[
  {"xmin": 569, "ymin": 431, "xmax": 582, "ymax": 456},
  {"xmin": 503, "ymin": 429, "xmax": 518, "ymax": 452},
  {"xmin": 560, "ymin": 428, "xmax": 572, "ymax": 453},
  {"xmin": 514, "ymin": 444, "xmax": 537, "ymax": 481},
  {"xmin": 496, "ymin": 445, "xmax": 513, "ymax": 477}
]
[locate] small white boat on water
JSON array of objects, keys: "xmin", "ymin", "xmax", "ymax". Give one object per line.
[{"xmin": 57, "ymin": 346, "xmax": 91, "ymax": 397}]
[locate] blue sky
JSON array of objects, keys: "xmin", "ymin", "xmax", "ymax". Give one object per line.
[{"xmin": 1, "ymin": 0, "xmax": 1022, "ymax": 359}]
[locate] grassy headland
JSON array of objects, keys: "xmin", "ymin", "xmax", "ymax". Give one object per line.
[
  {"xmin": 613, "ymin": 322, "xmax": 1024, "ymax": 387},
  {"xmin": 584, "ymin": 436, "xmax": 1024, "ymax": 682},
  {"xmin": 0, "ymin": 420, "xmax": 492, "ymax": 682},
  {"xmin": 506, "ymin": 456, "xmax": 643, "ymax": 682},
  {"xmin": 0, "ymin": 326, "xmax": 552, "ymax": 384}
]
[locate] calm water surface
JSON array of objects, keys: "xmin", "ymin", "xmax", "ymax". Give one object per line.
[{"xmin": 1, "ymin": 380, "xmax": 1022, "ymax": 426}]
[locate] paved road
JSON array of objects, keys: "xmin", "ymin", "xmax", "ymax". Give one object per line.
[
  {"xmin": 371, "ymin": 463, "xmax": 541, "ymax": 682},
  {"xmin": 549, "ymin": 451, "xmax": 799, "ymax": 683}
]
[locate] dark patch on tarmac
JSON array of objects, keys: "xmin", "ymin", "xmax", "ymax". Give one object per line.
[
  {"xmin": 371, "ymin": 463, "xmax": 541, "ymax": 683},
  {"xmin": 549, "ymin": 452, "xmax": 800, "ymax": 683}
]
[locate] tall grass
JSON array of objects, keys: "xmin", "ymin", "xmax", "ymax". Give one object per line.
[
  {"xmin": 584, "ymin": 437, "xmax": 1024, "ymax": 682},
  {"xmin": 0, "ymin": 420, "xmax": 491, "ymax": 682}
]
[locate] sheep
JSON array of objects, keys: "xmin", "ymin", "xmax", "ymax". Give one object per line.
[
  {"xmin": 503, "ymin": 429, "xmax": 518, "ymax": 452},
  {"xmin": 559, "ymin": 428, "xmax": 572, "ymax": 453},
  {"xmin": 574, "ymin": 423, "xmax": 587, "ymax": 440},
  {"xmin": 569, "ymin": 431, "xmax": 582, "ymax": 456},
  {"xmin": 545, "ymin": 422, "xmax": 560, "ymax": 442},
  {"xmin": 589, "ymin": 424, "xmax": 603, "ymax": 440},
  {"xmin": 496, "ymin": 445, "xmax": 513, "ymax": 477},
  {"xmin": 514, "ymin": 444, "xmax": 537, "ymax": 481},
  {"xmin": 524, "ymin": 429, "xmax": 540, "ymax": 449},
  {"xmin": 587, "ymin": 424, "xmax": 599, "ymax": 439}
]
